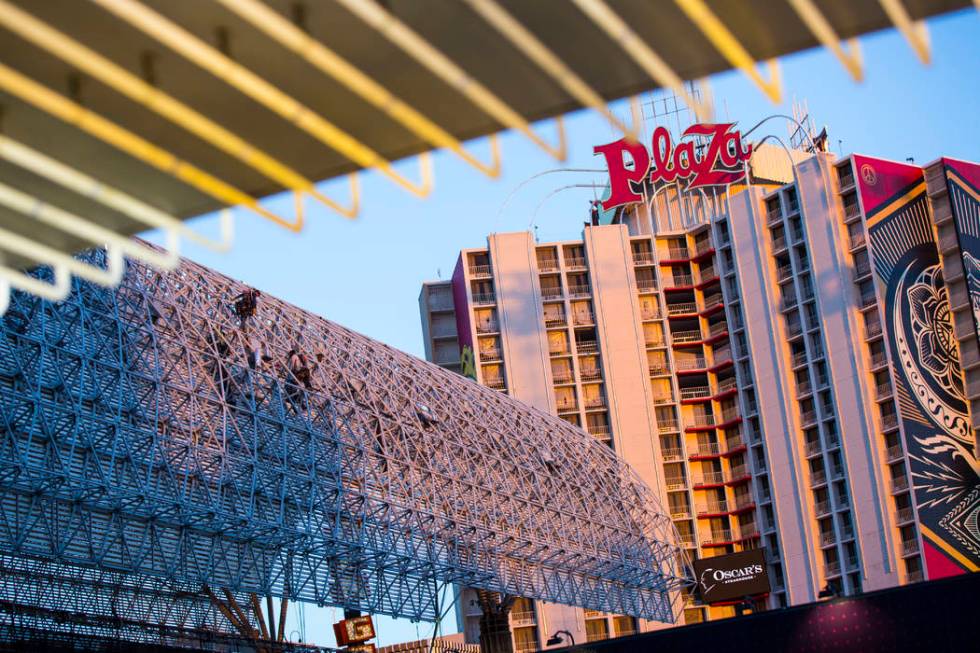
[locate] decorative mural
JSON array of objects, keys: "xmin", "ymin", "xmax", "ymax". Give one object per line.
[{"xmin": 857, "ymin": 155, "xmax": 980, "ymax": 577}]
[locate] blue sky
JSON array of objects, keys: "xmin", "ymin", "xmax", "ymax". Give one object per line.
[{"xmin": 144, "ymin": 7, "xmax": 979, "ymax": 647}]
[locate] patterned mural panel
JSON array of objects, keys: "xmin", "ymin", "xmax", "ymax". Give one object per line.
[
  {"xmin": 943, "ymin": 158, "xmax": 980, "ymax": 346},
  {"xmin": 857, "ymin": 155, "xmax": 980, "ymax": 578}
]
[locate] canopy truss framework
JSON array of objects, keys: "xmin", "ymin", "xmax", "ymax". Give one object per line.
[{"xmin": 0, "ymin": 248, "xmax": 690, "ymax": 625}]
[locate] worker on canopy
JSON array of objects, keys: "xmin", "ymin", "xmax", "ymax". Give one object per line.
[{"xmin": 232, "ymin": 288, "xmax": 261, "ymax": 330}]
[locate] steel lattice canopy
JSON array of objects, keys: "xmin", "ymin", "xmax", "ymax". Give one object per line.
[
  {"xmin": 0, "ymin": 248, "xmax": 691, "ymax": 622},
  {"xmin": 0, "ymin": 0, "xmax": 969, "ymax": 268}
]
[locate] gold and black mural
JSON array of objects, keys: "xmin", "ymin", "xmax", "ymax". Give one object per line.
[{"xmin": 858, "ymin": 155, "xmax": 980, "ymax": 577}]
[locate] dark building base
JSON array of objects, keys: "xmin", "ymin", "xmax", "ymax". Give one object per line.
[{"xmin": 557, "ymin": 573, "xmax": 978, "ymax": 653}]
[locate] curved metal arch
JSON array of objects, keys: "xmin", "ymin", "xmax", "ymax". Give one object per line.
[{"xmin": 0, "ymin": 248, "xmax": 691, "ymax": 623}]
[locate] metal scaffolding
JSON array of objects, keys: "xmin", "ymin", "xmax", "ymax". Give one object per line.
[{"xmin": 0, "ymin": 247, "xmax": 690, "ymax": 628}]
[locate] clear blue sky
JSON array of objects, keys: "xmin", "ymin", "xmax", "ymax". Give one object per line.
[{"xmin": 144, "ymin": 8, "xmax": 979, "ymax": 647}]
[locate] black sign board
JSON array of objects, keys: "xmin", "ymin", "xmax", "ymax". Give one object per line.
[{"xmin": 693, "ymin": 549, "xmax": 770, "ymax": 604}]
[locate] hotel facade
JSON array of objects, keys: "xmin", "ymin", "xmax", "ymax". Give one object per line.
[{"xmin": 419, "ymin": 149, "xmax": 980, "ymax": 649}]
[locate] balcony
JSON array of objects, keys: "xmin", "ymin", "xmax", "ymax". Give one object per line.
[
  {"xmin": 485, "ymin": 377, "xmax": 506, "ymax": 390},
  {"xmin": 666, "ymin": 274, "xmax": 694, "ymax": 288},
  {"xmin": 870, "ymin": 351, "xmax": 888, "ymax": 369},
  {"xmin": 672, "ymin": 329, "xmax": 703, "ymax": 344},
  {"xmin": 662, "ymin": 447, "xmax": 684, "ymax": 461},
  {"xmin": 690, "ymin": 442, "xmax": 721, "ymax": 458},
  {"xmin": 580, "ymin": 368, "xmax": 602, "ymax": 381},
  {"xmin": 720, "ymin": 408, "xmax": 740, "ymax": 423},
  {"xmin": 469, "ymin": 264, "xmax": 492, "ymax": 278},
  {"xmin": 825, "ymin": 560, "xmax": 842, "ymax": 577},
  {"xmin": 514, "ymin": 642, "xmax": 539, "ymax": 653},
  {"xmin": 849, "ymin": 232, "xmax": 867, "ymax": 250},
  {"xmin": 886, "ymin": 444, "xmax": 904, "ymax": 462},
  {"xmin": 811, "ymin": 469, "xmax": 827, "ymax": 486},
  {"xmin": 552, "ymin": 371, "xmax": 574, "ymax": 384},
  {"xmin": 511, "ymin": 610, "xmax": 536, "ymax": 626},
  {"xmin": 645, "ymin": 336, "xmax": 665, "ymax": 348},
  {"xmin": 805, "ymin": 439, "xmax": 822, "ymax": 457},
  {"xmin": 476, "ymin": 321, "xmax": 499, "ymax": 334},
  {"xmin": 897, "ymin": 506, "xmax": 915, "ymax": 524},
  {"xmin": 855, "ymin": 261, "xmax": 872, "ymax": 278},
  {"xmin": 566, "ymin": 257, "xmax": 587, "ymax": 269},
  {"xmin": 680, "ymin": 386, "xmax": 712, "ymax": 401},
  {"xmin": 541, "ymin": 287, "xmax": 563, "ymax": 300},
  {"xmin": 549, "ymin": 345, "xmax": 570, "ymax": 357},
  {"xmin": 703, "ymin": 529, "xmax": 734, "ymax": 546},
  {"xmin": 844, "ymin": 202, "xmax": 861, "ymax": 221},
  {"xmin": 576, "ymin": 340, "xmax": 599, "ymax": 354},
  {"xmin": 637, "ymin": 279, "xmax": 658, "ymax": 292},
  {"xmin": 728, "ymin": 466, "xmax": 750, "ymax": 483},
  {"xmin": 665, "ymin": 477, "xmax": 687, "ymax": 491},
  {"xmin": 777, "ymin": 264, "xmax": 793, "ymax": 281},
  {"xmin": 797, "ymin": 380, "xmax": 813, "ymax": 396},
  {"xmin": 767, "ymin": 209, "xmax": 782, "ymax": 225},
  {"xmin": 772, "ymin": 236, "xmax": 787, "ymax": 252},
  {"xmin": 693, "ymin": 471, "xmax": 726, "ymax": 487},
  {"xmin": 695, "ymin": 241, "xmax": 715, "ymax": 255},
  {"xmin": 653, "ymin": 394, "xmax": 674, "ymax": 405},
  {"xmin": 663, "ymin": 246, "xmax": 690, "ymax": 261},
  {"xmin": 716, "ymin": 377, "xmax": 737, "ymax": 394},
  {"xmin": 671, "ymin": 507, "xmax": 692, "ymax": 520},
  {"xmin": 875, "ymin": 382, "xmax": 892, "ymax": 400},
  {"xmin": 658, "ymin": 419, "xmax": 680, "ymax": 433},
  {"xmin": 839, "ymin": 171, "xmax": 856, "ymax": 190},
  {"xmin": 881, "ymin": 413, "xmax": 899, "ymax": 431},
  {"xmin": 697, "ymin": 500, "xmax": 729, "ymax": 516},
  {"xmin": 686, "ymin": 413, "xmax": 715, "ymax": 428},
  {"xmin": 859, "ymin": 292, "xmax": 877, "ymax": 309},
  {"xmin": 733, "ymin": 494, "xmax": 756, "ymax": 511},
  {"xmin": 588, "ymin": 424, "xmax": 611, "ymax": 438},
  {"xmin": 907, "ymin": 570, "xmax": 924, "ymax": 583},
  {"xmin": 820, "ymin": 531, "xmax": 836, "ymax": 547},
  {"xmin": 703, "ymin": 295, "xmax": 724, "ymax": 312},
  {"xmin": 585, "ymin": 396, "xmax": 607, "ymax": 410},
  {"xmin": 544, "ymin": 314, "xmax": 567, "ymax": 328},
  {"xmin": 573, "ymin": 312, "xmax": 595, "ymax": 326},
  {"xmin": 865, "ymin": 321, "xmax": 883, "ymax": 339},
  {"xmin": 568, "ymin": 284, "xmax": 592, "ymax": 298},
  {"xmin": 801, "ymin": 410, "xmax": 818, "ymax": 426},
  {"xmin": 676, "ymin": 357, "xmax": 707, "ymax": 372},
  {"xmin": 815, "ymin": 500, "xmax": 832, "ymax": 516},
  {"xmin": 649, "ymin": 362, "xmax": 670, "ymax": 375},
  {"xmin": 667, "ymin": 302, "xmax": 698, "ymax": 315},
  {"xmin": 480, "ymin": 348, "xmax": 502, "ymax": 362},
  {"xmin": 472, "ymin": 292, "xmax": 496, "ymax": 306},
  {"xmin": 792, "ymin": 351, "xmax": 808, "ymax": 368},
  {"xmin": 537, "ymin": 258, "xmax": 559, "ymax": 272},
  {"xmin": 633, "ymin": 251, "xmax": 656, "ymax": 265},
  {"xmin": 892, "ymin": 475, "xmax": 910, "ymax": 493},
  {"xmin": 902, "ymin": 539, "xmax": 920, "ymax": 556},
  {"xmin": 708, "ymin": 321, "xmax": 729, "ymax": 338},
  {"xmin": 699, "ymin": 267, "xmax": 718, "ymax": 284},
  {"xmin": 556, "ymin": 399, "xmax": 579, "ymax": 413},
  {"xmin": 641, "ymin": 308, "xmax": 662, "ymax": 320}
]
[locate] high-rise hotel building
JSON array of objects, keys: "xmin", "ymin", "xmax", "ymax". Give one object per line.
[{"xmin": 419, "ymin": 147, "xmax": 980, "ymax": 649}]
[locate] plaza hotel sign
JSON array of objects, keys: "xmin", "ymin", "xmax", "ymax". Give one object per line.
[{"xmin": 594, "ymin": 123, "xmax": 753, "ymax": 211}]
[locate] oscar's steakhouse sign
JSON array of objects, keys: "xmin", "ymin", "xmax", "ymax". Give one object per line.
[{"xmin": 594, "ymin": 123, "xmax": 753, "ymax": 211}]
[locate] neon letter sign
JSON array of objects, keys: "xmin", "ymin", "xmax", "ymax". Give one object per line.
[{"xmin": 594, "ymin": 123, "xmax": 753, "ymax": 211}]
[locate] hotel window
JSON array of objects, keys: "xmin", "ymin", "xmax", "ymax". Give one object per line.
[
  {"xmin": 612, "ymin": 616, "xmax": 637, "ymax": 637},
  {"xmin": 585, "ymin": 618, "xmax": 609, "ymax": 643}
]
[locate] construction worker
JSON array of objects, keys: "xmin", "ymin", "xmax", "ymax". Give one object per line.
[
  {"xmin": 285, "ymin": 348, "xmax": 315, "ymax": 414},
  {"xmin": 232, "ymin": 288, "xmax": 261, "ymax": 331}
]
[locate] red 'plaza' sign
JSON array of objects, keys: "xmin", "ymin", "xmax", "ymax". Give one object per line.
[{"xmin": 594, "ymin": 123, "xmax": 753, "ymax": 211}]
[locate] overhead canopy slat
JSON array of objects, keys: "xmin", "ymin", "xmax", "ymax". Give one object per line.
[{"xmin": 0, "ymin": 0, "xmax": 969, "ymax": 275}]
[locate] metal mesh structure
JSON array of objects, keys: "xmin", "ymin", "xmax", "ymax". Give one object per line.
[{"xmin": 0, "ymin": 247, "xmax": 689, "ymax": 623}]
